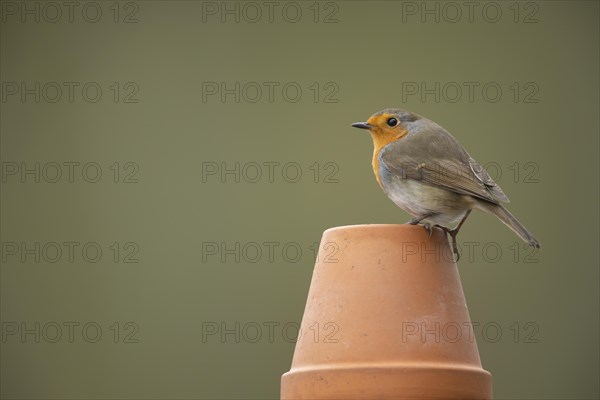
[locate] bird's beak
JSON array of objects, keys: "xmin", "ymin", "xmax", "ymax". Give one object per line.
[{"xmin": 351, "ymin": 122, "xmax": 373, "ymax": 130}]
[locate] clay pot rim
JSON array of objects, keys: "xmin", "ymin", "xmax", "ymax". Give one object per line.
[
  {"xmin": 285, "ymin": 362, "xmax": 491, "ymax": 374},
  {"xmin": 324, "ymin": 224, "xmax": 441, "ymax": 235}
]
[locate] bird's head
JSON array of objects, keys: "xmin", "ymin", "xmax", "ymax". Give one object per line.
[{"xmin": 352, "ymin": 108, "xmax": 421, "ymax": 149}]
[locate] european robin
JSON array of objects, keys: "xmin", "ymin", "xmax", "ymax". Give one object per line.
[{"xmin": 352, "ymin": 108, "xmax": 540, "ymax": 259}]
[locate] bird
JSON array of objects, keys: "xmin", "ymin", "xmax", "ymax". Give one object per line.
[{"xmin": 352, "ymin": 108, "xmax": 540, "ymax": 260}]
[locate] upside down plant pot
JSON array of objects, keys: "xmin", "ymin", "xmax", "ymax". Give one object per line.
[{"xmin": 280, "ymin": 224, "xmax": 492, "ymax": 399}]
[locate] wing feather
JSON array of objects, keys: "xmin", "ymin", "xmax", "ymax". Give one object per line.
[{"xmin": 379, "ymin": 122, "xmax": 509, "ymax": 204}]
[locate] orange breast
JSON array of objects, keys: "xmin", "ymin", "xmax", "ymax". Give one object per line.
[
  {"xmin": 370, "ymin": 129, "xmax": 408, "ymax": 188},
  {"xmin": 372, "ymin": 149, "xmax": 384, "ymax": 188}
]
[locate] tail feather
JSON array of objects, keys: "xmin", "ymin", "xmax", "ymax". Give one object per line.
[{"xmin": 476, "ymin": 202, "xmax": 541, "ymax": 248}]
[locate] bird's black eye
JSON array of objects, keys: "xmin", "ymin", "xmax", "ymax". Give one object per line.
[{"xmin": 386, "ymin": 117, "xmax": 398, "ymax": 127}]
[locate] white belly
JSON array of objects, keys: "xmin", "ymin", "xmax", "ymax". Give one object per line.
[{"xmin": 380, "ymin": 173, "xmax": 472, "ymax": 226}]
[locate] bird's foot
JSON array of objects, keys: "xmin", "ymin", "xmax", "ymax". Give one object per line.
[
  {"xmin": 436, "ymin": 210, "xmax": 472, "ymax": 262},
  {"xmin": 436, "ymin": 225, "xmax": 461, "ymax": 262}
]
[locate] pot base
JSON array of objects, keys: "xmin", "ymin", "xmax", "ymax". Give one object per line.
[{"xmin": 282, "ymin": 364, "xmax": 492, "ymax": 399}]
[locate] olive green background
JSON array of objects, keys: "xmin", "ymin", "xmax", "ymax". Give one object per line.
[{"xmin": 1, "ymin": 1, "xmax": 598, "ymax": 399}]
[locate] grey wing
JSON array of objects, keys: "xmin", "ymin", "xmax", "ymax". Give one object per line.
[
  {"xmin": 466, "ymin": 156, "xmax": 509, "ymax": 202},
  {"xmin": 379, "ymin": 124, "xmax": 509, "ymax": 204}
]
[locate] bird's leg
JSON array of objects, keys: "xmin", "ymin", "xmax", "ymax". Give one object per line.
[
  {"xmin": 437, "ymin": 210, "xmax": 472, "ymax": 262},
  {"xmin": 406, "ymin": 212, "xmax": 438, "ymax": 238}
]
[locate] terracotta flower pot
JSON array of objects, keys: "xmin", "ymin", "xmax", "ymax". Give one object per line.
[{"xmin": 281, "ymin": 224, "xmax": 492, "ymax": 399}]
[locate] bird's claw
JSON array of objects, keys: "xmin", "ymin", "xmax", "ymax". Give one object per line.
[{"xmin": 422, "ymin": 223, "xmax": 434, "ymax": 238}]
